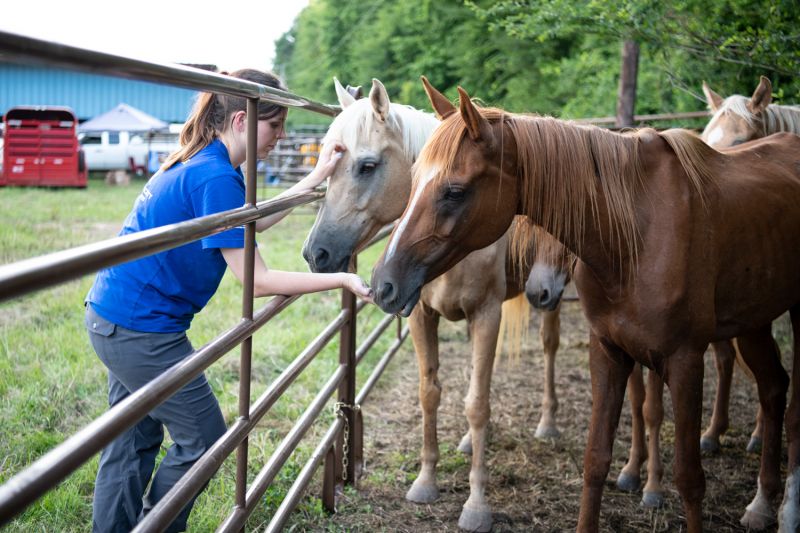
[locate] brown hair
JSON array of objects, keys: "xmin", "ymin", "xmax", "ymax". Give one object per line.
[{"xmin": 161, "ymin": 69, "xmax": 287, "ymax": 170}]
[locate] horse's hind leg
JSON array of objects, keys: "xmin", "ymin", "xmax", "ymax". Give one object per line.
[
  {"xmin": 457, "ymin": 303, "xmax": 502, "ymax": 533},
  {"xmin": 535, "ymin": 306, "xmax": 561, "ymax": 439},
  {"xmin": 780, "ymin": 306, "xmax": 800, "ymax": 531},
  {"xmin": 406, "ymin": 304, "xmax": 443, "ymax": 504},
  {"xmin": 642, "ymin": 369, "xmax": 666, "ymax": 508},
  {"xmin": 700, "ymin": 340, "xmax": 735, "ymax": 452},
  {"xmin": 664, "ymin": 347, "xmax": 706, "ymax": 533},
  {"xmin": 616, "ymin": 363, "xmax": 646, "ymax": 493},
  {"xmin": 737, "ymin": 326, "xmax": 787, "ymax": 529},
  {"xmin": 577, "ymin": 335, "xmax": 633, "ymax": 532}
]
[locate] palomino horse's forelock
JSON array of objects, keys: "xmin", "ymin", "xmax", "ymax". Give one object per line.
[
  {"xmin": 713, "ymin": 95, "xmax": 800, "ymax": 136},
  {"xmin": 323, "ymin": 98, "xmax": 438, "ymax": 163}
]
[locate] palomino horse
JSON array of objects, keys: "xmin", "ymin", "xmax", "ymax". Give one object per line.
[
  {"xmin": 302, "ymin": 78, "xmax": 549, "ymax": 532},
  {"xmin": 371, "ymin": 78, "xmax": 800, "ymax": 532},
  {"xmin": 702, "ymin": 75, "xmax": 800, "ymax": 148}
]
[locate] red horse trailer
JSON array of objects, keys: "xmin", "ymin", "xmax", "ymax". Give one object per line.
[{"xmin": 1, "ymin": 106, "xmax": 87, "ymax": 187}]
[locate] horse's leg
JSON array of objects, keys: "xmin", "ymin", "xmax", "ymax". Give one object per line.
[
  {"xmin": 664, "ymin": 348, "xmax": 706, "ymax": 533},
  {"xmin": 779, "ymin": 306, "xmax": 800, "ymax": 531},
  {"xmin": 577, "ymin": 334, "xmax": 633, "ymax": 533},
  {"xmin": 642, "ymin": 369, "xmax": 666, "ymax": 508},
  {"xmin": 616, "ymin": 363, "xmax": 646, "ymax": 492},
  {"xmin": 535, "ymin": 306, "xmax": 561, "ymax": 439},
  {"xmin": 736, "ymin": 326, "xmax": 787, "ymax": 529},
  {"xmin": 749, "ymin": 405, "xmax": 765, "ymax": 454},
  {"xmin": 405, "ymin": 304, "xmax": 442, "ymax": 504},
  {"xmin": 457, "ymin": 303, "xmax": 502, "ymax": 533},
  {"xmin": 700, "ymin": 340, "xmax": 735, "ymax": 453}
]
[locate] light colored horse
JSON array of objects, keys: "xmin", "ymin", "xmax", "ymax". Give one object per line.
[
  {"xmin": 372, "ymin": 78, "xmax": 800, "ymax": 532},
  {"xmin": 302, "ymin": 78, "xmax": 553, "ymax": 532},
  {"xmin": 702, "ymin": 75, "xmax": 800, "ymax": 148}
]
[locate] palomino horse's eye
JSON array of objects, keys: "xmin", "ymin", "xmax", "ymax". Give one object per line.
[{"xmin": 357, "ymin": 161, "xmax": 378, "ymax": 175}]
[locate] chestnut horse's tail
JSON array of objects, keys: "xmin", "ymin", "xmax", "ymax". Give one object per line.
[{"xmin": 495, "ymin": 292, "xmax": 531, "ymax": 366}]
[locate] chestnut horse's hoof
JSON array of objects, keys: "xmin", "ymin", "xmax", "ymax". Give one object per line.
[
  {"xmin": 747, "ymin": 436, "xmax": 763, "ymax": 454},
  {"xmin": 458, "ymin": 431, "xmax": 473, "ymax": 455},
  {"xmin": 741, "ymin": 507, "xmax": 776, "ymax": 530},
  {"xmin": 534, "ymin": 425, "xmax": 561, "ymax": 440},
  {"xmin": 616, "ymin": 472, "xmax": 641, "ymax": 493},
  {"xmin": 406, "ymin": 479, "xmax": 440, "ymax": 503},
  {"xmin": 458, "ymin": 504, "xmax": 493, "ymax": 532},
  {"xmin": 700, "ymin": 435, "xmax": 721, "ymax": 453},
  {"xmin": 641, "ymin": 490, "xmax": 665, "ymax": 508}
]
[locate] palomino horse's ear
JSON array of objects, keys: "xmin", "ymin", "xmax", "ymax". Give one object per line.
[
  {"xmin": 421, "ymin": 76, "xmax": 455, "ymax": 119},
  {"xmin": 334, "ymin": 77, "xmax": 356, "ymax": 109},
  {"xmin": 702, "ymin": 81, "xmax": 724, "ymax": 112},
  {"xmin": 370, "ymin": 78, "xmax": 391, "ymax": 122},
  {"xmin": 346, "ymin": 84, "xmax": 363, "ymax": 100},
  {"xmin": 457, "ymin": 87, "xmax": 490, "ymax": 142},
  {"xmin": 748, "ymin": 76, "xmax": 772, "ymax": 114}
]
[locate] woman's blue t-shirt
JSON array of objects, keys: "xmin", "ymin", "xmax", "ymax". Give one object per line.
[{"xmin": 87, "ymin": 139, "xmax": 246, "ymax": 332}]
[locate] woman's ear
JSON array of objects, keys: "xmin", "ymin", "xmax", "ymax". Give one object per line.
[{"xmin": 230, "ymin": 110, "xmax": 247, "ymax": 132}]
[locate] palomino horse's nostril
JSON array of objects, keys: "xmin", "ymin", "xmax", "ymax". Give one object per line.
[
  {"xmin": 312, "ymin": 247, "xmax": 330, "ymax": 268},
  {"xmin": 539, "ymin": 289, "xmax": 550, "ymax": 306}
]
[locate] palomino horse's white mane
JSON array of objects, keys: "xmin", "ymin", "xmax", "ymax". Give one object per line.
[
  {"xmin": 323, "ymin": 98, "xmax": 439, "ymax": 162},
  {"xmin": 716, "ymin": 95, "xmax": 800, "ymax": 134}
]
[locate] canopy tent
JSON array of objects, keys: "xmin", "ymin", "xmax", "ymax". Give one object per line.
[{"xmin": 78, "ymin": 103, "xmax": 168, "ymax": 133}]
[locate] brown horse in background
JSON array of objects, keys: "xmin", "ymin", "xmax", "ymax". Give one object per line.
[{"xmin": 371, "ymin": 78, "xmax": 800, "ymax": 532}]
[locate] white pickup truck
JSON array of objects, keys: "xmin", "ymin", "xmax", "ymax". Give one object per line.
[{"xmin": 79, "ymin": 131, "xmax": 179, "ymax": 172}]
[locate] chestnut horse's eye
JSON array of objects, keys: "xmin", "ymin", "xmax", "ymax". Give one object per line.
[{"xmin": 443, "ymin": 187, "xmax": 465, "ymax": 202}]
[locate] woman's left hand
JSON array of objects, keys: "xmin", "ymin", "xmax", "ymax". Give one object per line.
[{"xmin": 307, "ymin": 141, "xmax": 346, "ymax": 188}]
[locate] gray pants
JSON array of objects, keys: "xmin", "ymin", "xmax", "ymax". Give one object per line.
[{"xmin": 85, "ymin": 304, "xmax": 226, "ymax": 533}]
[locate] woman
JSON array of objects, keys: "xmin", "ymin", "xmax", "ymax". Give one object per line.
[{"xmin": 85, "ymin": 69, "xmax": 371, "ymax": 533}]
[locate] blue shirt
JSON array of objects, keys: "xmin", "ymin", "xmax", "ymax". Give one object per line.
[{"xmin": 87, "ymin": 139, "xmax": 246, "ymax": 332}]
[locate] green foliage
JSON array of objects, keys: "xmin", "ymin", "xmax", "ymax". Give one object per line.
[{"xmin": 274, "ymin": 0, "xmax": 799, "ymax": 124}]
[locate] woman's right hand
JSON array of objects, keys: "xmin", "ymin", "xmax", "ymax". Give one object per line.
[
  {"xmin": 342, "ymin": 273, "xmax": 373, "ymax": 302},
  {"xmin": 306, "ymin": 141, "xmax": 346, "ymax": 188}
]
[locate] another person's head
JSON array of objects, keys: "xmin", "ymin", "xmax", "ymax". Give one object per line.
[{"xmin": 162, "ymin": 69, "xmax": 288, "ymax": 170}]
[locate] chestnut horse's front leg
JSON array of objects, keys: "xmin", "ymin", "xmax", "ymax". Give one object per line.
[
  {"xmin": 457, "ymin": 302, "xmax": 502, "ymax": 533},
  {"xmin": 405, "ymin": 303, "xmax": 442, "ymax": 504},
  {"xmin": 664, "ymin": 347, "xmax": 707, "ymax": 533},
  {"xmin": 578, "ymin": 334, "xmax": 633, "ymax": 532}
]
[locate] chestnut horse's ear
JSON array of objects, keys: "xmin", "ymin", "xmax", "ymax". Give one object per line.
[
  {"xmin": 346, "ymin": 84, "xmax": 363, "ymax": 100},
  {"xmin": 370, "ymin": 78, "xmax": 391, "ymax": 122},
  {"xmin": 748, "ymin": 76, "xmax": 772, "ymax": 114},
  {"xmin": 702, "ymin": 81, "xmax": 724, "ymax": 112},
  {"xmin": 421, "ymin": 76, "xmax": 455, "ymax": 119},
  {"xmin": 334, "ymin": 77, "xmax": 356, "ymax": 109},
  {"xmin": 457, "ymin": 87, "xmax": 490, "ymax": 142}
]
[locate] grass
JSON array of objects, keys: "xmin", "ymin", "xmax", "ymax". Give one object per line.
[{"xmin": 0, "ymin": 179, "xmax": 404, "ymax": 531}]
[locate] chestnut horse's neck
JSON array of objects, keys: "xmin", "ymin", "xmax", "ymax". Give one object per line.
[{"xmin": 503, "ymin": 116, "xmax": 715, "ymax": 288}]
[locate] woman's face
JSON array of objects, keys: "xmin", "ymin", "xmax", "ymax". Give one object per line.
[{"xmin": 257, "ymin": 112, "xmax": 287, "ymax": 159}]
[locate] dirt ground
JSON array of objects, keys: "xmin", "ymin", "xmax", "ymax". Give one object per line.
[{"xmin": 323, "ymin": 286, "xmax": 792, "ymax": 532}]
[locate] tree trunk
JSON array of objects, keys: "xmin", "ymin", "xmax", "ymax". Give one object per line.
[{"xmin": 616, "ymin": 40, "xmax": 640, "ymax": 128}]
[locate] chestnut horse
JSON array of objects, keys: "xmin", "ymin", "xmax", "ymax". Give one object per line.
[
  {"xmin": 371, "ymin": 78, "xmax": 800, "ymax": 532},
  {"xmin": 303, "ymin": 78, "xmax": 558, "ymax": 532}
]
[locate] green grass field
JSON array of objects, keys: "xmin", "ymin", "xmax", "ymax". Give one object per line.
[{"xmin": 0, "ymin": 179, "xmax": 401, "ymax": 531}]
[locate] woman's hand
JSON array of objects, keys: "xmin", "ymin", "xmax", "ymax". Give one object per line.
[
  {"xmin": 342, "ymin": 273, "xmax": 373, "ymax": 303},
  {"xmin": 305, "ymin": 141, "xmax": 346, "ymax": 188}
]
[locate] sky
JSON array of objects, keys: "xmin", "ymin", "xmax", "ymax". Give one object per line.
[{"xmin": 0, "ymin": 0, "xmax": 309, "ymax": 72}]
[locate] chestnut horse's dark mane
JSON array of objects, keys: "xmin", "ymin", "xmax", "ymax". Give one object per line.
[{"xmin": 416, "ymin": 105, "xmax": 718, "ymax": 273}]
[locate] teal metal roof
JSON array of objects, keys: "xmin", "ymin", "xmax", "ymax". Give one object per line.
[{"xmin": 0, "ymin": 64, "xmax": 198, "ymax": 123}]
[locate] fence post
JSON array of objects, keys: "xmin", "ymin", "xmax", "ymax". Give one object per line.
[{"xmin": 336, "ymin": 257, "xmax": 358, "ymax": 487}]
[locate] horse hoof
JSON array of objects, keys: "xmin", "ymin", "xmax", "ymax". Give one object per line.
[
  {"xmin": 700, "ymin": 436, "xmax": 721, "ymax": 453},
  {"xmin": 458, "ymin": 432, "xmax": 473, "ymax": 455},
  {"xmin": 747, "ymin": 436, "xmax": 762, "ymax": 454},
  {"xmin": 406, "ymin": 480, "xmax": 440, "ymax": 503},
  {"xmin": 534, "ymin": 425, "xmax": 561, "ymax": 440},
  {"xmin": 616, "ymin": 472, "xmax": 641, "ymax": 493},
  {"xmin": 458, "ymin": 505, "xmax": 493, "ymax": 532},
  {"xmin": 641, "ymin": 491, "xmax": 665, "ymax": 508},
  {"xmin": 740, "ymin": 509, "xmax": 775, "ymax": 530}
]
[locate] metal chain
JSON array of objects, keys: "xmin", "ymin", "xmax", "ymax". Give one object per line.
[{"xmin": 334, "ymin": 402, "xmax": 361, "ymax": 481}]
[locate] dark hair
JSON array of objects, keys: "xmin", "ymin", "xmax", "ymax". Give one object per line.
[{"xmin": 162, "ymin": 69, "xmax": 287, "ymax": 170}]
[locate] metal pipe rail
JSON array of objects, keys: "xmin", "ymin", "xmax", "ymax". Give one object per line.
[{"xmin": 0, "ymin": 31, "xmax": 339, "ymax": 116}]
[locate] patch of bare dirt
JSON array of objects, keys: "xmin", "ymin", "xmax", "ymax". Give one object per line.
[{"xmin": 322, "ymin": 286, "xmax": 789, "ymax": 532}]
